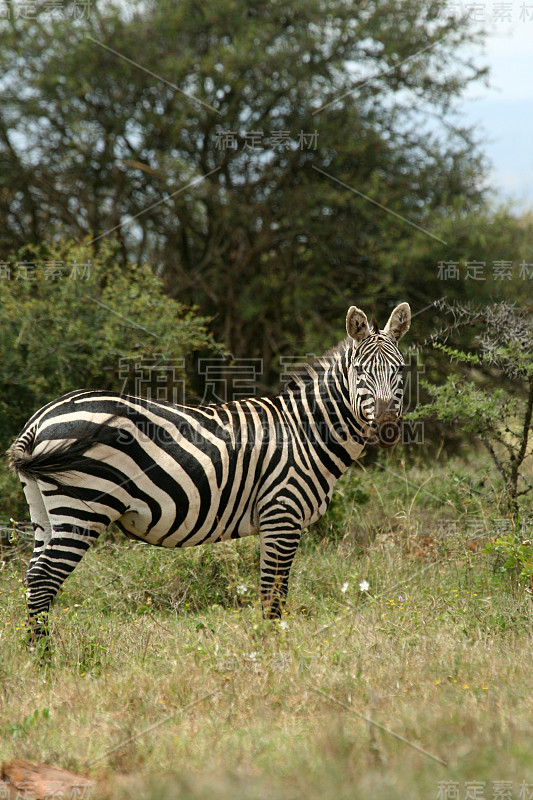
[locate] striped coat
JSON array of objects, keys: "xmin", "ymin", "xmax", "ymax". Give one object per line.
[{"xmin": 8, "ymin": 303, "xmax": 410, "ymax": 639}]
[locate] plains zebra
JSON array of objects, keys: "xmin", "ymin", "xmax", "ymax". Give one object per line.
[{"xmin": 8, "ymin": 303, "xmax": 410, "ymax": 640}]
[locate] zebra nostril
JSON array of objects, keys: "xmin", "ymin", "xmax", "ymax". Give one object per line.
[{"xmin": 370, "ymin": 420, "xmax": 378, "ymax": 430}]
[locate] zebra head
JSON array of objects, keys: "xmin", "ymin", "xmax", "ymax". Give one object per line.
[{"xmin": 346, "ymin": 302, "xmax": 411, "ymax": 448}]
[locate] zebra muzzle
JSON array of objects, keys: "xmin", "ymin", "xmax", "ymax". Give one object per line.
[{"xmin": 367, "ymin": 414, "xmax": 401, "ymax": 448}]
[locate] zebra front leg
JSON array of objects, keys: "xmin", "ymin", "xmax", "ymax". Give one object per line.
[
  {"xmin": 259, "ymin": 528, "xmax": 301, "ymax": 619},
  {"xmin": 26, "ymin": 523, "xmax": 103, "ymax": 642}
]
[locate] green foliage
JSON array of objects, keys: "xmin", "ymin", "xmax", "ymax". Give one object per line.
[
  {"xmin": 0, "ymin": 239, "xmax": 218, "ymax": 453},
  {"xmin": 417, "ymin": 375, "xmax": 517, "ymax": 433},
  {"xmin": 2, "ymin": 0, "xmax": 524, "ymax": 378},
  {"xmin": 58, "ymin": 537, "xmax": 260, "ymax": 620},
  {"xmin": 0, "ymin": 238, "xmax": 220, "ymax": 520},
  {"xmin": 8, "ymin": 708, "xmax": 50, "ymax": 740},
  {"xmin": 432, "ymin": 343, "xmax": 482, "ymax": 365},
  {"xmin": 309, "ymin": 471, "xmax": 370, "ymax": 544},
  {"xmin": 0, "ymin": 472, "xmax": 26, "ymax": 521},
  {"xmin": 75, "ymin": 640, "xmax": 110, "ymax": 677},
  {"xmin": 485, "ymin": 534, "xmax": 533, "ymax": 583},
  {"xmin": 410, "ymin": 301, "xmax": 533, "ymax": 517}
]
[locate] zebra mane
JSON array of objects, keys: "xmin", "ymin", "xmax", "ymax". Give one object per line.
[{"xmin": 280, "ymin": 337, "xmax": 353, "ymax": 392}]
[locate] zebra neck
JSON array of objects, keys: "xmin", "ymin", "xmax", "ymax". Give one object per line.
[{"xmin": 280, "ymin": 352, "xmax": 366, "ymax": 462}]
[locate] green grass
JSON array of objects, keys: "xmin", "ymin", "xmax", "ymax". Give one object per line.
[{"xmin": 1, "ymin": 455, "xmax": 533, "ymax": 799}]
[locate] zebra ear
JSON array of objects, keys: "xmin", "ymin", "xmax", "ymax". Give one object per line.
[
  {"xmin": 346, "ymin": 306, "xmax": 371, "ymax": 344},
  {"xmin": 383, "ymin": 302, "xmax": 411, "ymax": 341}
]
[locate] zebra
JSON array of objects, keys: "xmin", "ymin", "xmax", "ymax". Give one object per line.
[{"xmin": 8, "ymin": 303, "xmax": 411, "ymax": 640}]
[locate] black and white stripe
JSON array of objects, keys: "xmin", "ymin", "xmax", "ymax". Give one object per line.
[{"xmin": 8, "ymin": 303, "xmax": 411, "ymax": 639}]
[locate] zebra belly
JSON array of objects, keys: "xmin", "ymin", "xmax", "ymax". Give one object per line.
[
  {"xmin": 109, "ymin": 440, "xmax": 261, "ymax": 548},
  {"xmin": 117, "ymin": 500, "xmax": 258, "ymax": 548}
]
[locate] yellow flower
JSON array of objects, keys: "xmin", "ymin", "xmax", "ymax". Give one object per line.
[{"xmin": 434, "ymin": 680, "xmax": 441, "ymax": 685}]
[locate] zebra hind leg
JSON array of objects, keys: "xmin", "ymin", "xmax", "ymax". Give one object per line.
[
  {"xmin": 25, "ymin": 489, "xmax": 113, "ymax": 642},
  {"xmin": 259, "ymin": 528, "xmax": 302, "ymax": 619},
  {"xmin": 21, "ymin": 478, "xmax": 53, "ymax": 645},
  {"xmin": 22, "ymin": 477, "xmax": 53, "ymax": 571}
]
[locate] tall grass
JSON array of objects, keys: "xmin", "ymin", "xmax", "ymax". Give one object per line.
[{"xmin": 1, "ymin": 455, "xmax": 532, "ymax": 799}]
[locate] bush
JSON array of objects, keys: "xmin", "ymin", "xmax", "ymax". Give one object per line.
[
  {"xmin": 409, "ymin": 301, "xmax": 533, "ymax": 518},
  {"xmin": 0, "ymin": 238, "xmax": 221, "ymax": 518}
]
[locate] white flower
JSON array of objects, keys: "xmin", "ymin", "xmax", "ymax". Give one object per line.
[
  {"xmin": 236, "ymin": 584, "xmax": 248, "ymax": 595},
  {"xmin": 248, "ymin": 652, "xmax": 258, "ymax": 661},
  {"xmin": 341, "ymin": 582, "xmax": 349, "ymax": 594},
  {"xmin": 359, "ymin": 580, "xmax": 370, "ymax": 593},
  {"xmin": 279, "ymin": 620, "xmax": 289, "ymax": 631}
]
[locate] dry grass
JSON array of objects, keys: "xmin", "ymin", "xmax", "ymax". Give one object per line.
[{"xmin": 1, "ymin": 458, "xmax": 533, "ymax": 799}]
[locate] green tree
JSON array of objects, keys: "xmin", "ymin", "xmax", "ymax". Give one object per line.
[{"xmin": 0, "ymin": 0, "xmax": 499, "ymax": 377}]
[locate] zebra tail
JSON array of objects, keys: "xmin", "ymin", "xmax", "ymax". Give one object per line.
[{"xmin": 7, "ymin": 417, "xmax": 121, "ymax": 482}]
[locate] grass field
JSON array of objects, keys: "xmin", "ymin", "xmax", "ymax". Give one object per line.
[{"xmin": 1, "ymin": 454, "xmax": 533, "ymax": 799}]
